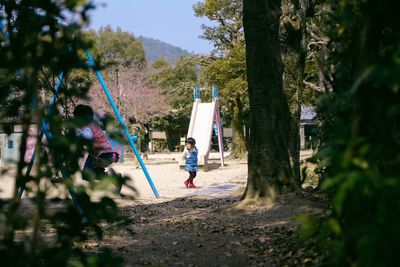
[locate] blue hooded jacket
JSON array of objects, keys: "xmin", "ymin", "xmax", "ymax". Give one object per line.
[{"xmin": 183, "ymin": 146, "xmax": 198, "ymax": 172}]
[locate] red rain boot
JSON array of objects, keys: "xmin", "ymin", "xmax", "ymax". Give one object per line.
[{"xmin": 184, "ymin": 179, "xmax": 190, "ymax": 188}]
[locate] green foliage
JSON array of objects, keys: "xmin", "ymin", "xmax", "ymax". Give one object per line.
[
  {"xmin": 151, "ymin": 56, "xmax": 170, "ymax": 70},
  {"xmin": 84, "ymin": 26, "xmax": 169, "ymax": 125},
  {"xmin": 0, "ymin": 1, "xmax": 134, "ymax": 266},
  {"xmin": 299, "ymin": 0, "xmax": 400, "ymax": 266},
  {"xmin": 87, "ymin": 26, "xmax": 145, "ymax": 69},
  {"xmin": 193, "ymin": 0, "xmax": 243, "ymax": 55},
  {"xmin": 194, "ymin": 0, "xmax": 248, "ymax": 157},
  {"xmin": 202, "ymin": 44, "xmax": 248, "ymax": 123},
  {"xmin": 150, "ymin": 138, "xmax": 169, "ymax": 152},
  {"xmin": 149, "ymin": 56, "xmax": 197, "ymax": 132},
  {"xmin": 203, "ymin": 45, "xmax": 247, "ymax": 97},
  {"xmin": 68, "ymin": 248, "xmax": 123, "ymax": 267}
]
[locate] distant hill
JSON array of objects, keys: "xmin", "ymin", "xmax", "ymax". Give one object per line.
[{"xmin": 138, "ymin": 36, "xmax": 191, "ymax": 65}]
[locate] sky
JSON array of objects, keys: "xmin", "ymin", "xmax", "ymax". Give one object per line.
[{"xmin": 88, "ymin": 0, "xmax": 214, "ymax": 54}]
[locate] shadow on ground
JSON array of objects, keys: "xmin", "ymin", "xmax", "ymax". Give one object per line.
[{"xmin": 85, "ymin": 191, "xmax": 329, "ymax": 267}]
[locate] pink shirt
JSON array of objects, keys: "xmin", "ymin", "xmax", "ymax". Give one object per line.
[{"xmin": 81, "ymin": 123, "xmax": 113, "ymax": 156}]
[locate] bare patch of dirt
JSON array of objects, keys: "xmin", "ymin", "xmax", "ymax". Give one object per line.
[{"xmin": 83, "ymin": 190, "xmax": 329, "ymax": 267}]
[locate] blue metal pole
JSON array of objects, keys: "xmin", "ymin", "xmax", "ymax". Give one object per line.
[
  {"xmin": 212, "ymin": 83, "xmax": 219, "ymax": 135},
  {"xmin": 194, "ymin": 84, "xmax": 201, "ymax": 101},
  {"xmin": 49, "ymin": 72, "xmax": 64, "ymax": 105},
  {"xmin": 18, "ymin": 77, "xmax": 87, "ymax": 221},
  {"xmin": 85, "ymin": 50, "xmax": 160, "ymax": 198},
  {"xmin": 0, "ymin": 20, "xmax": 8, "ymax": 37},
  {"xmin": 0, "ymin": 15, "xmax": 86, "ymax": 219},
  {"xmin": 25, "ymin": 96, "xmax": 87, "ymax": 220},
  {"xmin": 212, "ymin": 83, "xmax": 218, "ymax": 101},
  {"xmin": 39, "ymin": 118, "xmax": 86, "ymax": 220},
  {"xmin": 18, "ymin": 72, "xmax": 64, "ymax": 198}
]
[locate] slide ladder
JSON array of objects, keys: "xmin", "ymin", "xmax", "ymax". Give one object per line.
[{"xmin": 183, "ymin": 84, "xmax": 224, "ymax": 171}]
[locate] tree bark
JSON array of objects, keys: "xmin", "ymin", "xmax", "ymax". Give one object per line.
[
  {"xmin": 280, "ymin": 0, "xmax": 308, "ymax": 185},
  {"xmin": 231, "ymin": 98, "xmax": 247, "ymax": 158},
  {"xmin": 242, "ymin": 0, "xmax": 297, "ymax": 203},
  {"xmin": 245, "ymin": 123, "xmax": 250, "ymax": 149}
]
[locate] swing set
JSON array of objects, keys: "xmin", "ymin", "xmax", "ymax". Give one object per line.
[{"xmin": 0, "ymin": 16, "xmax": 160, "ymax": 220}]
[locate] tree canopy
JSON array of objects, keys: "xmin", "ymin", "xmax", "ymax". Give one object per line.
[
  {"xmin": 194, "ymin": 0, "xmax": 244, "ymax": 55},
  {"xmin": 194, "ymin": 0, "xmax": 248, "ymax": 158},
  {"xmin": 149, "ymin": 56, "xmax": 198, "ymax": 137},
  {"xmin": 89, "ymin": 25, "xmax": 146, "ymax": 69},
  {"xmin": 84, "ymin": 27, "xmax": 167, "ymax": 124}
]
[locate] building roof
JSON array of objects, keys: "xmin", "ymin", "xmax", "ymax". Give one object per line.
[{"xmin": 301, "ymin": 106, "xmax": 317, "ymax": 121}]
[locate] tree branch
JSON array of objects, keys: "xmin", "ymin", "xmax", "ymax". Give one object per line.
[{"xmin": 303, "ymin": 80, "xmax": 324, "ymax": 92}]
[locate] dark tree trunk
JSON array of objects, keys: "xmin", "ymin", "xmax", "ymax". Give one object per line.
[
  {"xmin": 242, "ymin": 0, "xmax": 297, "ymax": 203},
  {"xmin": 280, "ymin": 0, "xmax": 309, "ymax": 185},
  {"xmin": 245, "ymin": 123, "xmax": 250, "ymax": 149},
  {"xmin": 288, "ymin": 104, "xmax": 301, "ymax": 183},
  {"xmin": 231, "ymin": 98, "xmax": 247, "ymax": 158}
]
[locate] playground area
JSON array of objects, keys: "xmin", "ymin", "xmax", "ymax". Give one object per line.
[
  {"xmin": 0, "ymin": 152, "xmax": 245, "ymax": 201},
  {"xmin": 0, "ymin": 150, "xmax": 314, "ymax": 202},
  {"xmin": 119, "ymin": 152, "xmax": 245, "ymax": 202}
]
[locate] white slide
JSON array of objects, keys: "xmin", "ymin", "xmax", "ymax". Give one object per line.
[{"xmin": 187, "ymin": 101, "xmax": 217, "ymax": 168}]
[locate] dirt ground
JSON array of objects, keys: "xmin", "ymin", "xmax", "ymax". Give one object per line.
[
  {"xmin": 88, "ymin": 192, "xmax": 328, "ymax": 267},
  {"xmin": 92, "ymin": 151, "xmax": 327, "ymax": 267},
  {"xmin": 0, "ymin": 150, "xmax": 328, "ymax": 266}
]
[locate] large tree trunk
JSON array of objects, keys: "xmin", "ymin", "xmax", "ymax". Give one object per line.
[
  {"xmin": 288, "ymin": 103, "xmax": 301, "ymax": 182},
  {"xmin": 231, "ymin": 98, "xmax": 247, "ymax": 158},
  {"xmin": 280, "ymin": 0, "xmax": 308, "ymax": 185},
  {"xmin": 242, "ymin": 0, "xmax": 297, "ymax": 203}
]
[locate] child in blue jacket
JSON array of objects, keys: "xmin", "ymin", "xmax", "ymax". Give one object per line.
[{"xmin": 182, "ymin": 137, "xmax": 198, "ymax": 188}]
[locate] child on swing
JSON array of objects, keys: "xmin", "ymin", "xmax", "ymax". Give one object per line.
[
  {"xmin": 73, "ymin": 104, "xmax": 120, "ymax": 180},
  {"xmin": 182, "ymin": 137, "xmax": 198, "ymax": 188}
]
